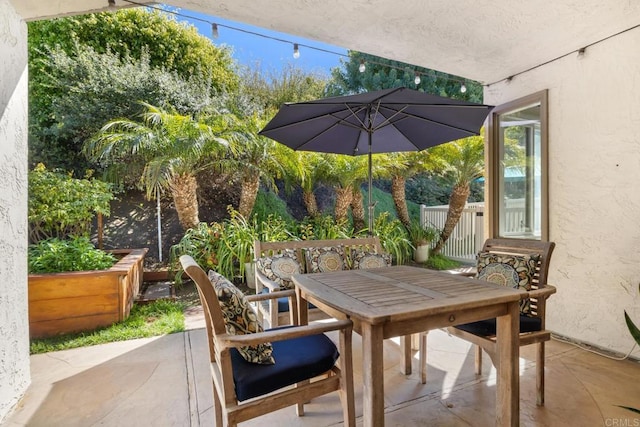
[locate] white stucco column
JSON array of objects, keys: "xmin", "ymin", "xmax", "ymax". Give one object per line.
[{"xmin": 0, "ymin": 0, "xmax": 30, "ymax": 421}]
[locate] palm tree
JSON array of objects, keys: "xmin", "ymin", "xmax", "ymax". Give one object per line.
[
  {"xmin": 323, "ymin": 154, "xmax": 380, "ymax": 229},
  {"xmin": 225, "ymin": 113, "xmax": 282, "ymax": 218},
  {"xmin": 277, "ymin": 150, "xmax": 327, "ymax": 218},
  {"xmin": 428, "ymin": 135, "xmax": 484, "ymax": 255},
  {"xmin": 382, "ymin": 152, "xmax": 431, "ymax": 229},
  {"xmin": 84, "ymin": 102, "xmax": 230, "ymax": 231}
]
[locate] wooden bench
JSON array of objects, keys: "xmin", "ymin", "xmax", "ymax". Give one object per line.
[{"xmin": 253, "ymin": 237, "xmax": 384, "ymax": 328}]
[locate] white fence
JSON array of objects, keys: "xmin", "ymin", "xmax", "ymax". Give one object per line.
[
  {"xmin": 420, "ymin": 203, "xmax": 484, "ymax": 262},
  {"xmin": 420, "ymin": 200, "xmax": 535, "ymax": 262}
]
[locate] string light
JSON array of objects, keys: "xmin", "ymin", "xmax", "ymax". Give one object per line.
[{"xmin": 121, "ymin": 0, "xmax": 476, "ymax": 92}]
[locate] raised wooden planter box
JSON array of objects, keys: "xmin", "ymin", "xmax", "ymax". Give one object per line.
[{"xmin": 28, "ymin": 248, "xmax": 148, "ymax": 339}]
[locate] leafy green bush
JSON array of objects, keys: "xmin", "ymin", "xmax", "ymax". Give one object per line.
[
  {"xmin": 296, "ymin": 215, "xmax": 352, "ymax": 240},
  {"xmin": 372, "ymin": 212, "xmax": 412, "ymax": 265},
  {"xmin": 252, "ymin": 190, "xmax": 294, "ymax": 224},
  {"xmin": 28, "ymin": 164, "xmax": 114, "ymax": 243},
  {"xmin": 28, "ymin": 236, "xmax": 117, "ymax": 274},
  {"xmin": 424, "ymin": 254, "xmax": 462, "ymax": 270}
]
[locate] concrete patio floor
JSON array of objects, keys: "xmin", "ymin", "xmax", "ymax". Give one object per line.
[{"xmin": 3, "ymin": 306, "xmax": 640, "ymax": 427}]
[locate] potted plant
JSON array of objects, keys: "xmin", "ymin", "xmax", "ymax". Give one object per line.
[{"xmin": 407, "ymin": 220, "xmax": 439, "ymax": 263}]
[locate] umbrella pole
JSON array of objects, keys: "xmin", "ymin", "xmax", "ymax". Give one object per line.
[{"xmin": 368, "ymin": 129, "xmax": 374, "ymax": 235}]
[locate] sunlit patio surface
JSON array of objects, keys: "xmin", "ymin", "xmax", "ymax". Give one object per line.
[{"xmin": 4, "ymin": 306, "xmax": 640, "ymax": 427}]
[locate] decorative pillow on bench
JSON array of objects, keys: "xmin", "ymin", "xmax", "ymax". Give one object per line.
[
  {"xmin": 305, "ymin": 246, "xmax": 346, "ymax": 273},
  {"xmin": 350, "ymin": 248, "xmax": 392, "ymax": 269},
  {"xmin": 208, "ymin": 270, "xmax": 275, "ymax": 364},
  {"xmin": 255, "ymin": 249, "xmax": 301, "ymax": 290},
  {"xmin": 475, "ymin": 252, "xmax": 540, "ymax": 315}
]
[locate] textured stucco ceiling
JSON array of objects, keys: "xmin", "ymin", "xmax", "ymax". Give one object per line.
[{"xmin": 14, "ymin": 0, "xmax": 640, "ymax": 85}]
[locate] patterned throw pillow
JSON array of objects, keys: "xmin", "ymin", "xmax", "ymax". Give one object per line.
[
  {"xmin": 475, "ymin": 252, "xmax": 540, "ymax": 315},
  {"xmin": 255, "ymin": 249, "xmax": 301, "ymax": 290},
  {"xmin": 207, "ymin": 270, "xmax": 275, "ymax": 364},
  {"xmin": 305, "ymin": 246, "xmax": 346, "ymax": 273},
  {"xmin": 350, "ymin": 248, "xmax": 392, "ymax": 270}
]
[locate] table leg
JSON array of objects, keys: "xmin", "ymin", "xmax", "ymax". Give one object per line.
[
  {"xmin": 296, "ymin": 286, "xmax": 308, "ymax": 326},
  {"xmin": 362, "ymin": 322, "xmax": 385, "ymax": 427},
  {"xmin": 496, "ymin": 301, "xmax": 520, "ymax": 427},
  {"xmin": 399, "ymin": 335, "xmax": 412, "ymax": 375}
]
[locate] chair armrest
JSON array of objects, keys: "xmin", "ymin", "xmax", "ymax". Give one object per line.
[
  {"xmin": 528, "ymin": 284, "xmax": 557, "ymax": 300},
  {"xmin": 245, "ymin": 289, "xmax": 295, "ymax": 303},
  {"xmin": 218, "ymin": 319, "xmax": 353, "ymax": 349},
  {"xmin": 255, "ymin": 269, "xmax": 281, "ymax": 292}
]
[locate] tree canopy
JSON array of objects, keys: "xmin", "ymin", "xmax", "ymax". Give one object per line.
[{"xmin": 28, "ymin": 8, "xmax": 239, "ymax": 173}]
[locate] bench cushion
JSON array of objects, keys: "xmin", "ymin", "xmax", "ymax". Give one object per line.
[
  {"xmin": 350, "ymin": 248, "xmax": 392, "ymax": 269},
  {"xmin": 306, "ymin": 246, "xmax": 346, "ymax": 273},
  {"xmin": 208, "ymin": 270, "xmax": 275, "ymax": 365},
  {"xmin": 255, "ymin": 249, "xmax": 302, "ymax": 290},
  {"xmin": 230, "ymin": 329, "xmax": 339, "ymax": 401}
]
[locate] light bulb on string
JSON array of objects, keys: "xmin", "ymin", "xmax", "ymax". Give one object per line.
[
  {"xmin": 211, "ymin": 23, "xmax": 219, "ymax": 39},
  {"xmin": 359, "ymin": 60, "xmax": 366, "ymax": 73},
  {"xmin": 460, "ymin": 83, "xmax": 467, "ymax": 93},
  {"xmin": 414, "ymin": 73, "xmax": 421, "ymax": 85},
  {"xmin": 293, "ymin": 43, "xmax": 300, "ymax": 59}
]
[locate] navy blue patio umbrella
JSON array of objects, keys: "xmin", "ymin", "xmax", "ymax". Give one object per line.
[{"xmin": 259, "ymin": 87, "xmax": 493, "ymax": 232}]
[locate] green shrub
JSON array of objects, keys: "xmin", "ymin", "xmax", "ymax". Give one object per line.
[
  {"xmin": 372, "ymin": 212, "xmax": 412, "ymax": 265},
  {"xmin": 28, "ymin": 236, "xmax": 117, "ymax": 273},
  {"xmin": 296, "ymin": 215, "xmax": 352, "ymax": 240},
  {"xmin": 28, "ymin": 163, "xmax": 114, "ymax": 243},
  {"xmin": 252, "ymin": 190, "xmax": 294, "ymax": 224},
  {"xmin": 424, "ymin": 254, "xmax": 462, "ymax": 270}
]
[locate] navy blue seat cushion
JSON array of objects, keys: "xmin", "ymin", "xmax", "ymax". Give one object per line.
[
  {"xmin": 455, "ymin": 315, "xmax": 542, "ymax": 336},
  {"xmin": 230, "ymin": 329, "xmax": 339, "ymax": 401},
  {"xmin": 260, "ymin": 289, "xmax": 317, "ymax": 312}
]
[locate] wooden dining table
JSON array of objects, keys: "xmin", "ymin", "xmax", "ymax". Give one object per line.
[{"xmin": 292, "ymin": 265, "xmax": 527, "ymax": 427}]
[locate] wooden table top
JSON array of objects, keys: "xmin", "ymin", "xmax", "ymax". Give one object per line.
[{"xmin": 293, "ymin": 265, "xmax": 527, "ymax": 325}]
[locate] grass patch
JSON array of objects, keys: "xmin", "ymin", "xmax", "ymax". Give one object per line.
[
  {"xmin": 424, "ymin": 254, "xmax": 462, "ymax": 270},
  {"xmin": 30, "ymin": 299, "xmax": 186, "ymax": 354}
]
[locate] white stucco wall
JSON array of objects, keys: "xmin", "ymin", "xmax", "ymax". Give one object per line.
[
  {"xmin": 484, "ymin": 27, "xmax": 640, "ymax": 357},
  {"xmin": 0, "ymin": 0, "xmax": 30, "ymax": 421}
]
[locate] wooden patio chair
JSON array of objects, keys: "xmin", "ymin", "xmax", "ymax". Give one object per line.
[
  {"xmin": 180, "ymin": 255, "xmax": 355, "ymax": 427},
  {"xmin": 419, "ymin": 238, "xmax": 556, "ymax": 406}
]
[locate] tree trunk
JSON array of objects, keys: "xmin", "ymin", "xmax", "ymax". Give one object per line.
[
  {"xmin": 303, "ymin": 189, "xmax": 319, "ymax": 218},
  {"xmin": 432, "ymin": 183, "xmax": 470, "ymax": 256},
  {"xmin": 170, "ymin": 173, "xmax": 200, "ymax": 231},
  {"xmin": 334, "ymin": 186, "xmax": 353, "ymax": 225},
  {"xmin": 391, "ymin": 175, "xmax": 411, "ymax": 229},
  {"xmin": 350, "ymin": 186, "xmax": 366, "ymax": 232},
  {"xmin": 238, "ymin": 172, "xmax": 260, "ymax": 218}
]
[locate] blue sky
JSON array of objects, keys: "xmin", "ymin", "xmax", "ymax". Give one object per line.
[{"xmin": 168, "ymin": 8, "xmax": 349, "ymax": 76}]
